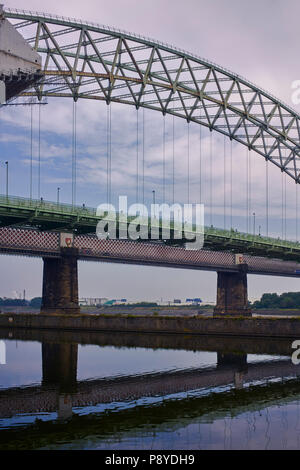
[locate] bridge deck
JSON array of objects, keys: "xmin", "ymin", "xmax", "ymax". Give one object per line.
[
  {"xmin": 0, "ymin": 195, "xmax": 300, "ymax": 259},
  {"xmin": 0, "ymin": 226, "xmax": 300, "ymax": 276}
]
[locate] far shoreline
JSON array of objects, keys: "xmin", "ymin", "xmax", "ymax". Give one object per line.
[{"xmin": 1, "ymin": 304, "xmax": 300, "ymax": 317}]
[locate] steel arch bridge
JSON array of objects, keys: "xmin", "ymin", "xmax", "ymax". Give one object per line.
[{"xmin": 3, "ymin": 8, "xmax": 300, "ymax": 184}]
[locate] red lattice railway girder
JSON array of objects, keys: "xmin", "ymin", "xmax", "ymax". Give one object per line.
[{"xmin": 0, "ymin": 227, "xmax": 300, "ymax": 277}]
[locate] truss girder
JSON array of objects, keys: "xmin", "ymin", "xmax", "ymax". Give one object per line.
[{"xmin": 4, "ymin": 8, "xmax": 300, "ymax": 182}]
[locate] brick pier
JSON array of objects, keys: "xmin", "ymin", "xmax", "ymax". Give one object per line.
[
  {"xmin": 41, "ymin": 247, "xmax": 79, "ymax": 313},
  {"xmin": 214, "ymin": 264, "xmax": 252, "ymax": 317}
]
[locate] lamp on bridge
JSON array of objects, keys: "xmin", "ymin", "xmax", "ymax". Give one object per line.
[
  {"xmin": 152, "ymin": 190, "xmax": 156, "ymax": 217},
  {"xmin": 152, "ymin": 190, "xmax": 156, "ymax": 205},
  {"xmin": 5, "ymin": 161, "xmax": 8, "ymax": 199}
]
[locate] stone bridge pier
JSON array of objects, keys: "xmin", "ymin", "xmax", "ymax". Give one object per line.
[
  {"xmin": 213, "ymin": 264, "xmax": 252, "ymax": 317},
  {"xmin": 41, "ymin": 247, "xmax": 79, "ymax": 314}
]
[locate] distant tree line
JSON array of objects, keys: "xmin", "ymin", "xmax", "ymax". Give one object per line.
[
  {"xmin": 29, "ymin": 297, "xmax": 42, "ymax": 308},
  {"xmin": 0, "ymin": 298, "xmax": 27, "ymax": 306},
  {"xmin": 0, "ymin": 297, "xmax": 42, "ymax": 307},
  {"xmin": 252, "ymin": 292, "xmax": 300, "ymax": 309}
]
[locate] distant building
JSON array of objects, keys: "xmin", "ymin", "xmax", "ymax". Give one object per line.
[
  {"xmin": 79, "ymin": 297, "xmax": 108, "ymax": 306},
  {"xmin": 79, "ymin": 298, "xmax": 129, "ymax": 306},
  {"xmin": 174, "ymin": 299, "xmax": 181, "ymax": 304},
  {"xmin": 108, "ymin": 299, "xmax": 127, "ymax": 305},
  {"xmin": 185, "ymin": 298, "xmax": 202, "ymax": 305}
]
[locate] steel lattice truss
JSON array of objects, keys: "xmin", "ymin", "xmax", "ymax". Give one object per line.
[
  {"xmin": 4, "ymin": 8, "xmax": 300, "ymax": 182},
  {"xmin": 2, "ymin": 226, "xmax": 300, "ymax": 276}
]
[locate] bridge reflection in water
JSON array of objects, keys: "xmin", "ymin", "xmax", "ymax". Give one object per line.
[{"xmin": 0, "ymin": 326, "xmax": 300, "ymax": 450}]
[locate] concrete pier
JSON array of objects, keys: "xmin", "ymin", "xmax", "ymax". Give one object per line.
[
  {"xmin": 214, "ymin": 265, "xmax": 252, "ymax": 317},
  {"xmin": 41, "ymin": 248, "xmax": 79, "ymax": 313}
]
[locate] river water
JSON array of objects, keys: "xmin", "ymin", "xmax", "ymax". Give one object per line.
[{"xmin": 0, "ymin": 329, "xmax": 300, "ymax": 450}]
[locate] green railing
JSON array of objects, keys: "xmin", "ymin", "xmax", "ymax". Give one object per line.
[
  {"xmin": 0, "ymin": 194, "xmax": 98, "ymax": 216},
  {"xmin": 204, "ymin": 226, "xmax": 300, "ymax": 251},
  {"xmin": 1, "ymin": 194, "xmax": 300, "ymax": 252}
]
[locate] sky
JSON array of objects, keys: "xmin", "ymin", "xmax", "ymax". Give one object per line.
[{"xmin": 1, "ymin": 0, "xmax": 300, "ymax": 302}]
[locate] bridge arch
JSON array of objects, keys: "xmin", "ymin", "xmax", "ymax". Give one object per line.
[{"xmin": 3, "ymin": 8, "xmax": 300, "ymax": 183}]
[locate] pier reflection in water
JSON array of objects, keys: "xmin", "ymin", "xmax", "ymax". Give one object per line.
[{"xmin": 0, "ymin": 328, "xmax": 300, "ymax": 450}]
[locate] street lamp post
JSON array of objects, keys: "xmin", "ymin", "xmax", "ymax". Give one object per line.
[
  {"xmin": 152, "ymin": 190, "xmax": 156, "ymax": 217},
  {"xmin": 253, "ymin": 212, "xmax": 256, "ymax": 236},
  {"xmin": 57, "ymin": 187, "xmax": 60, "ymax": 205},
  {"xmin": 5, "ymin": 161, "xmax": 8, "ymax": 200},
  {"xmin": 152, "ymin": 190, "xmax": 156, "ymax": 205}
]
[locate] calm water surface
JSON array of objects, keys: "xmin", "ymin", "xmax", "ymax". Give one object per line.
[{"xmin": 0, "ymin": 329, "xmax": 299, "ymax": 450}]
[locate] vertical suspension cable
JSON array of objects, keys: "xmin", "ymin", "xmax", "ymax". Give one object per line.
[
  {"xmin": 142, "ymin": 106, "xmax": 145, "ymax": 209},
  {"xmin": 38, "ymin": 104, "xmax": 41, "ymax": 200},
  {"xmin": 249, "ymin": 149, "xmax": 251, "ymax": 234},
  {"xmin": 281, "ymin": 172, "xmax": 284, "ymax": 239},
  {"xmin": 109, "ymin": 105, "xmax": 112, "ymax": 205},
  {"xmin": 246, "ymin": 148, "xmax": 249, "ymax": 233},
  {"xmin": 136, "ymin": 108, "xmax": 139, "ymax": 204},
  {"xmin": 106, "ymin": 104, "xmax": 112, "ymax": 205},
  {"xmin": 72, "ymin": 101, "xmax": 74, "ymax": 207},
  {"xmin": 266, "ymin": 159, "xmax": 269, "ymax": 237},
  {"xmin": 74, "ymin": 101, "xmax": 77, "ymax": 206},
  {"xmin": 223, "ymin": 135, "xmax": 226, "ymax": 229},
  {"xmin": 163, "ymin": 115, "xmax": 165, "ymax": 204},
  {"xmin": 106, "ymin": 105, "xmax": 109, "ymax": 205},
  {"xmin": 72, "ymin": 100, "xmax": 77, "ymax": 207},
  {"xmin": 187, "ymin": 122, "xmax": 190, "ymax": 204},
  {"xmin": 284, "ymin": 172, "xmax": 287, "ymax": 239},
  {"xmin": 296, "ymin": 183, "xmax": 298, "ymax": 242},
  {"xmin": 30, "ymin": 106, "xmax": 33, "ymax": 199},
  {"xmin": 72, "ymin": 101, "xmax": 74, "ymax": 206},
  {"xmin": 199, "ymin": 109, "xmax": 202, "ymax": 205},
  {"xmin": 210, "ymin": 131, "xmax": 213, "ymax": 226},
  {"xmin": 72, "ymin": 100, "xmax": 74, "ymax": 207},
  {"xmin": 230, "ymin": 140, "xmax": 233, "ymax": 229},
  {"xmin": 172, "ymin": 105, "xmax": 175, "ymax": 205}
]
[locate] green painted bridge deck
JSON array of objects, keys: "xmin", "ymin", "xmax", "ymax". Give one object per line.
[{"xmin": 0, "ymin": 194, "xmax": 300, "ymax": 262}]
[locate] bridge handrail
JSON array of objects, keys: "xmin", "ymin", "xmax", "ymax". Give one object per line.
[
  {"xmin": 205, "ymin": 226, "xmax": 300, "ymax": 250},
  {"xmin": 0, "ymin": 194, "xmax": 300, "ymax": 251}
]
